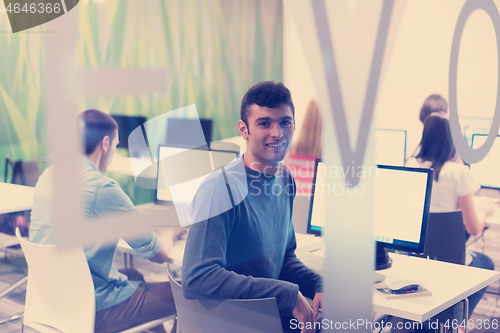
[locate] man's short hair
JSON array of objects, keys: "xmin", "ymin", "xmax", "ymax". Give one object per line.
[
  {"xmin": 240, "ymin": 81, "xmax": 295, "ymax": 129},
  {"xmin": 79, "ymin": 110, "xmax": 118, "ymax": 155}
]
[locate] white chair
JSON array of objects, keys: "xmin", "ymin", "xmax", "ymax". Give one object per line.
[
  {"xmin": 166, "ymin": 269, "xmax": 283, "ymax": 333},
  {"xmin": 16, "ymin": 228, "xmax": 174, "ymax": 333}
]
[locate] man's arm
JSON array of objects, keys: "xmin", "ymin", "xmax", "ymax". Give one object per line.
[
  {"xmin": 182, "ymin": 213, "xmax": 299, "ymax": 316},
  {"xmin": 279, "ymin": 168, "xmax": 322, "ymax": 299},
  {"xmin": 278, "ymin": 224, "xmax": 322, "ymax": 299},
  {"xmin": 95, "ymin": 181, "xmax": 163, "ymax": 260},
  {"xmin": 181, "ymin": 178, "xmax": 300, "ymax": 317}
]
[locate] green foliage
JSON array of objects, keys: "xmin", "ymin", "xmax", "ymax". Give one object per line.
[
  {"xmin": 0, "ymin": 0, "xmax": 282, "ymax": 193},
  {"xmin": 77, "ymin": 0, "xmax": 283, "ymax": 140}
]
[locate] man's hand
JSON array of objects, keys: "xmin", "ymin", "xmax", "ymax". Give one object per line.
[
  {"xmin": 148, "ymin": 248, "xmax": 169, "ymax": 264},
  {"xmin": 149, "ymin": 227, "xmax": 186, "ymax": 264},
  {"xmin": 312, "ymin": 292, "xmax": 323, "ymax": 318},
  {"xmin": 292, "ymin": 291, "xmax": 316, "ymax": 333}
]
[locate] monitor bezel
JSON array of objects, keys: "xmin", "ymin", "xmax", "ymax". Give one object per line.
[
  {"xmin": 306, "ymin": 159, "xmax": 322, "ymax": 236},
  {"xmin": 470, "ymin": 133, "xmax": 500, "ymax": 190},
  {"xmin": 375, "ymin": 164, "xmax": 433, "ymax": 254},
  {"xmin": 111, "ymin": 115, "xmax": 147, "ymax": 150},
  {"xmin": 154, "ymin": 143, "xmax": 240, "ymax": 205},
  {"xmin": 306, "ymin": 161, "xmax": 433, "ymax": 254}
]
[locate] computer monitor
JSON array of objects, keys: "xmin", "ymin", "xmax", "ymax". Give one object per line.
[
  {"xmin": 374, "ymin": 129, "xmax": 407, "ymax": 166},
  {"xmin": 469, "ymin": 134, "xmax": 500, "ymax": 189},
  {"xmin": 155, "ymin": 144, "xmax": 239, "ymax": 205},
  {"xmin": 111, "ymin": 115, "xmax": 147, "ymax": 151},
  {"xmin": 460, "ymin": 116, "xmax": 493, "ymax": 147},
  {"xmin": 307, "ymin": 161, "xmax": 433, "ymax": 269},
  {"xmin": 166, "ymin": 118, "xmax": 213, "ymax": 148}
]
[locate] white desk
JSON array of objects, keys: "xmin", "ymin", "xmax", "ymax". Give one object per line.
[
  {"xmin": 0, "ymin": 182, "xmax": 35, "ymax": 214},
  {"xmin": 374, "ymin": 254, "xmax": 499, "ymax": 322},
  {"xmin": 118, "ymin": 233, "xmax": 500, "ymax": 323},
  {"xmin": 297, "ymin": 246, "xmax": 500, "ymax": 323}
]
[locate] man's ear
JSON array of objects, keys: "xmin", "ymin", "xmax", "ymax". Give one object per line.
[
  {"xmin": 101, "ymin": 135, "xmax": 110, "ymax": 153},
  {"xmin": 237, "ymin": 120, "xmax": 249, "ymax": 140}
]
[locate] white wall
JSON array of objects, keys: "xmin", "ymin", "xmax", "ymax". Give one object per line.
[{"xmin": 285, "ymin": 0, "xmax": 500, "ymax": 156}]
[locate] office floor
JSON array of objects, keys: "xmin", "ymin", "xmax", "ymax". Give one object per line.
[
  {"xmin": 462, "ymin": 224, "xmax": 500, "ymax": 333},
  {"xmin": 0, "ymin": 230, "xmax": 499, "ymax": 333}
]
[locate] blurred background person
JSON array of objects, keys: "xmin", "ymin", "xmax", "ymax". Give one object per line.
[
  {"xmin": 288, "ymin": 98, "xmax": 322, "ymax": 159},
  {"xmin": 406, "ymin": 113, "xmax": 494, "ymax": 318}
]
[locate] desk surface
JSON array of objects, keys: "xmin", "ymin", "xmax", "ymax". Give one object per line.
[
  {"xmin": 372, "ymin": 253, "xmax": 500, "ymax": 322},
  {"xmin": 118, "ymin": 233, "xmax": 500, "ymax": 323},
  {"xmin": 0, "ymin": 182, "xmax": 35, "ymax": 214}
]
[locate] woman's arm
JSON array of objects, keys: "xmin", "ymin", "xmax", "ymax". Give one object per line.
[{"xmin": 458, "ymin": 193, "xmax": 492, "ymax": 236}]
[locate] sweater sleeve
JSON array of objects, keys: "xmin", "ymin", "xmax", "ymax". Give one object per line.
[
  {"xmin": 182, "ymin": 177, "xmax": 299, "ymax": 317},
  {"xmin": 278, "ymin": 222, "xmax": 323, "ymax": 299}
]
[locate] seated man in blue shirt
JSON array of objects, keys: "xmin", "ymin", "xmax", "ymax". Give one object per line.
[
  {"xmin": 30, "ymin": 109, "xmax": 176, "ymax": 333},
  {"xmin": 182, "ymin": 81, "xmax": 322, "ymax": 333}
]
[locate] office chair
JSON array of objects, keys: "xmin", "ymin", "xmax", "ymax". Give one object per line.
[
  {"xmin": 423, "ymin": 212, "xmax": 467, "ymax": 330},
  {"xmin": 15, "ymin": 228, "xmax": 175, "ymax": 333},
  {"xmin": 0, "ymin": 158, "xmax": 41, "ymax": 308},
  {"xmin": 166, "ymin": 269, "xmax": 284, "ymax": 333}
]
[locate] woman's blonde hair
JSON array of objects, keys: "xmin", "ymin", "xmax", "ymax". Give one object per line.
[{"xmin": 289, "ymin": 98, "xmax": 322, "ymax": 159}]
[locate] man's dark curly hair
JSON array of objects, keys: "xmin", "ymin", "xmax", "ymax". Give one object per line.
[{"xmin": 240, "ymin": 81, "xmax": 295, "ymax": 133}]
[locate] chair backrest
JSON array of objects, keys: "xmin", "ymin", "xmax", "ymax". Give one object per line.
[
  {"xmin": 424, "ymin": 212, "xmax": 466, "ymax": 265},
  {"xmin": 167, "ymin": 270, "xmax": 283, "ymax": 333},
  {"xmin": 16, "ymin": 228, "xmax": 95, "ymax": 333}
]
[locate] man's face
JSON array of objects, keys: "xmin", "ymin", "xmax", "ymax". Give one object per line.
[
  {"xmin": 99, "ymin": 129, "xmax": 119, "ymax": 172},
  {"xmin": 239, "ymin": 104, "xmax": 295, "ymax": 171}
]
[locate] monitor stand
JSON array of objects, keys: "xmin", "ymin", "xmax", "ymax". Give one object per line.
[{"xmin": 375, "ymin": 242, "xmax": 392, "ymax": 270}]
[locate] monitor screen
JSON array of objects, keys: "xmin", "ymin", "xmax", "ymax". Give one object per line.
[
  {"xmin": 111, "ymin": 115, "xmax": 147, "ymax": 151},
  {"xmin": 307, "ymin": 162, "xmax": 433, "ymax": 253},
  {"xmin": 156, "ymin": 145, "xmax": 238, "ymax": 205},
  {"xmin": 166, "ymin": 118, "xmax": 213, "ymax": 148},
  {"xmin": 374, "ymin": 129, "xmax": 407, "ymax": 166},
  {"xmin": 469, "ymin": 134, "xmax": 500, "ymax": 189}
]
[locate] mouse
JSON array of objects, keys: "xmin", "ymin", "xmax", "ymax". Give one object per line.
[{"xmin": 387, "ymin": 280, "xmax": 420, "ymax": 292}]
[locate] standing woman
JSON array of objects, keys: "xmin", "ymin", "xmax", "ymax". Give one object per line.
[
  {"xmin": 406, "ymin": 113, "xmax": 494, "ymax": 316},
  {"xmin": 411, "ymin": 93, "xmax": 463, "ymax": 163}
]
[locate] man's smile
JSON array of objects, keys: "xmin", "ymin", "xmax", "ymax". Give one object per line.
[{"xmin": 266, "ymin": 142, "xmax": 286, "ymax": 148}]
